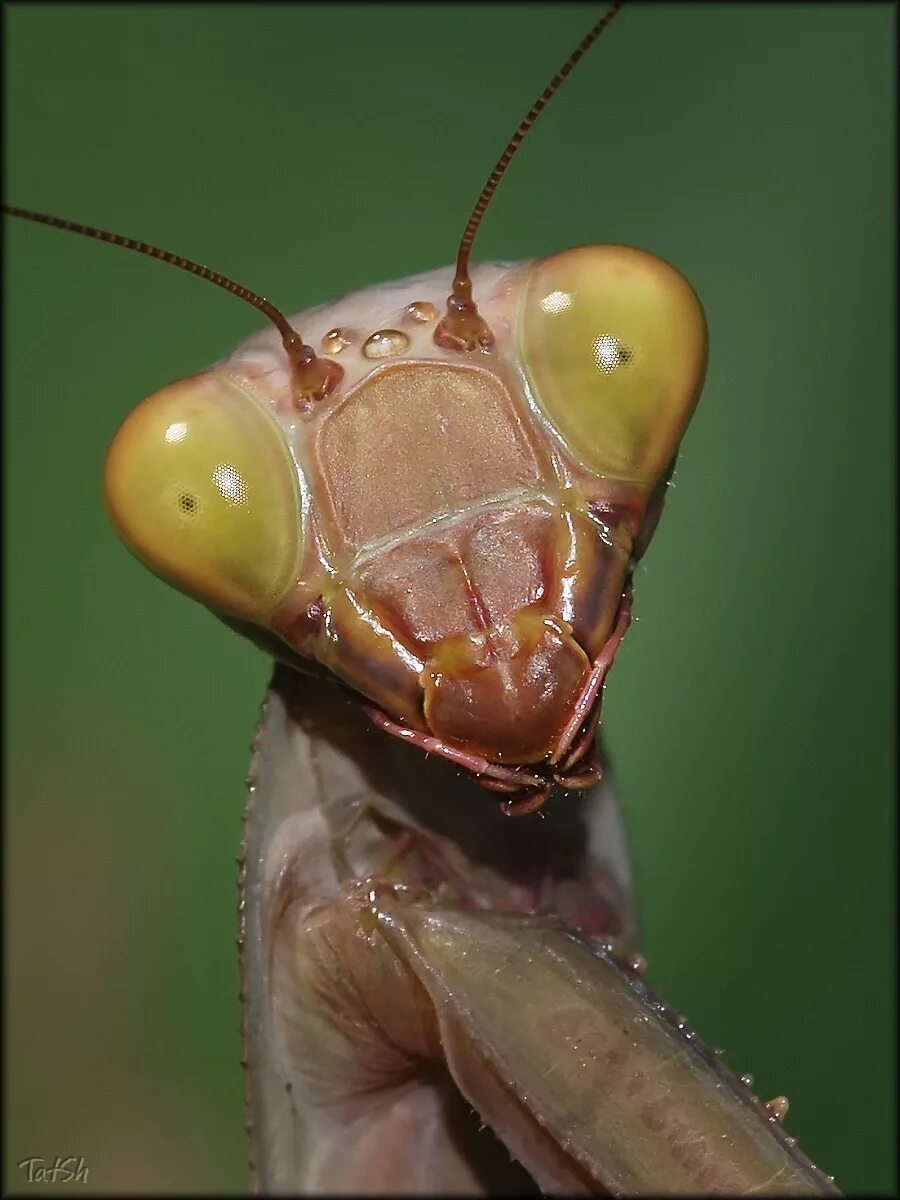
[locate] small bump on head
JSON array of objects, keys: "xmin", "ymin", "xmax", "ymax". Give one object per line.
[
  {"xmin": 363, "ymin": 329, "xmax": 411, "ymax": 359},
  {"xmin": 321, "ymin": 327, "xmax": 354, "ymax": 355},
  {"xmin": 405, "ymin": 300, "xmax": 438, "ymax": 324}
]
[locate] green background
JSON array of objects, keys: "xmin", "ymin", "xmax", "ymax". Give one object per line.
[{"xmin": 5, "ymin": 4, "xmax": 894, "ymax": 1194}]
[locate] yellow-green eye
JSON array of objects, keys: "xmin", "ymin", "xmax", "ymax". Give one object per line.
[
  {"xmin": 103, "ymin": 374, "xmax": 301, "ymax": 623},
  {"xmin": 520, "ymin": 245, "xmax": 707, "ymax": 483}
]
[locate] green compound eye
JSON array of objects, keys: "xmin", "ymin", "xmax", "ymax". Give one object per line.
[
  {"xmin": 104, "ymin": 374, "xmax": 301, "ymax": 623},
  {"xmin": 520, "ymin": 245, "xmax": 708, "ymax": 484}
]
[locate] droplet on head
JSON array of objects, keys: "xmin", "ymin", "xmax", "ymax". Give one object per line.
[
  {"xmin": 321, "ymin": 327, "xmax": 352, "ymax": 355},
  {"xmin": 628, "ymin": 953, "xmax": 647, "ymax": 977},
  {"xmin": 363, "ymin": 329, "xmax": 411, "ymax": 359},
  {"xmin": 406, "ymin": 300, "xmax": 438, "ymax": 323},
  {"xmin": 740, "ymin": 1073, "xmax": 755, "ymax": 1088}
]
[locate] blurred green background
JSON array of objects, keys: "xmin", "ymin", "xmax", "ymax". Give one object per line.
[{"xmin": 5, "ymin": 4, "xmax": 894, "ymax": 1194}]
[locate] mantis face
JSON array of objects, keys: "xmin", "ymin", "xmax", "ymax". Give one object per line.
[{"xmin": 103, "ymin": 248, "xmax": 706, "ymax": 804}]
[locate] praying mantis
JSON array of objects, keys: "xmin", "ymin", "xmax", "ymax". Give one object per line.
[{"xmin": 6, "ymin": 3, "xmax": 893, "ymax": 1194}]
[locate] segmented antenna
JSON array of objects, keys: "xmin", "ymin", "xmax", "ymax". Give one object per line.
[
  {"xmin": 435, "ymin": 0, "xmax": 627, "ymax": 352},
  {"xmin": 2, "ymin": 204, "xmax": 341, "ymax": 403}
]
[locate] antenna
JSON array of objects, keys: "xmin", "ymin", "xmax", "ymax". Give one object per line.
[
  {"xmin": 2, "ymin": 205, "xmax": 341, "ymax": 404},
  {"xmin": 435, "ymin": 0, "xmax": 627, "ymax": 352}
]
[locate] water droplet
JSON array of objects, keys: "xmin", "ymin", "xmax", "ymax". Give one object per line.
[
  {"xmin": 740, "ymin": 1073, "xmax": 754, "ymax": 1087},
  {"xmin": 765, "ymin": 1096, "xmax": 790, "ymax": 1122},
  {"xmin": 784, "ymin": 1135, "xmax": 797, "ymax": 1148},
  {"xmin": 628, "ymin": 953, "xmax": 647, "ymax": 976},
  {"xmin": 321, "ymin": 327, "xmax": 352, "ymax": 355},
  {"xmin": 406, "ymin": 300, "xmax": 438, "ymax": 323},
  {"xmin": 713, "ymin": 1046, "xmax": 725, "ymax": 1056},
  {"xmin": 363, "ymin": 328, "xmax": 410, "ymax": 359}
]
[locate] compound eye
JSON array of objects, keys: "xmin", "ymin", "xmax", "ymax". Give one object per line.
[
  {"xmin": 520, "ymin": 245, "xmax": 707, "ymax": 483},
  {"xmin": 103, "ymin": 374, "xmax": 301, "ymax": 622}
]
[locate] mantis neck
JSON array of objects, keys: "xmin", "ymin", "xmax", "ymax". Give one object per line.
[{"xmin": 256, "ymin": 664, "xmax": 636, "ymax": 943}]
